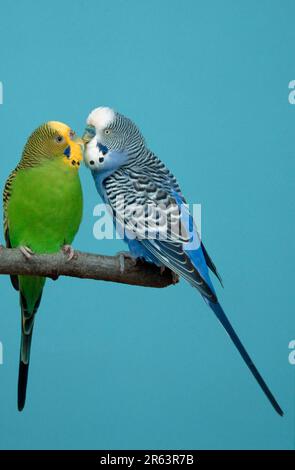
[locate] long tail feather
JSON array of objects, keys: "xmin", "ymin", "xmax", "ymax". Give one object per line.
[
  {"xmin": 207, "ymin": 300, "xmax": 283, "ymax": 416},
  {"xmin": 18, "ymin": 353, "xmax": 31, "ymax": 412},
  {"xmin": 18, "ymin": 291, "xmax": 42, "ymax": 411}
]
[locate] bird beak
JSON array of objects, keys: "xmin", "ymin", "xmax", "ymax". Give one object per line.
[
  {"xmin": 82, "ymin": 130, "xmax": 93, "ymax": 144},
  {"xmin": 82, "ymin": 125, "xmax": 96, "ymax": 144},
  {"xmin": 73, "ymin": 136, "xmax": 84, "ymax": 146}
]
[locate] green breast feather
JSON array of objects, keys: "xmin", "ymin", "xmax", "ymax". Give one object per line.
[{"xmin": 7, "ymin": 159, "xmax": 83, "ymax": 253}]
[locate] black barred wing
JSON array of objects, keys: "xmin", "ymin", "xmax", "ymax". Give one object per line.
[{"xmin": 104, "ymin": 166, "xmax": 216, "ymax": 301}]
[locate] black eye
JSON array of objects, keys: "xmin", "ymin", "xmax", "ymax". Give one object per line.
[
  {"xmin": 104, "ymin": 129, "xmax": 111, "ymax": 135},
  {"xmin": 55, "ymin": 135, "xmax": 64, "ymax": 144}
]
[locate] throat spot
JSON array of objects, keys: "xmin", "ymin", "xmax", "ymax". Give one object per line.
[{"xmin": 97, "ymin": 142, "xmax": 108, "ymax": 155}]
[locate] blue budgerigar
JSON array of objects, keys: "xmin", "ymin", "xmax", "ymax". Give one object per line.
[{"xmin": 83, "ymin": 107, "xmax": 283, "ymax": 416}]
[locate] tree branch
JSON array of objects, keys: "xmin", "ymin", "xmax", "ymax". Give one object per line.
[{"xmin": 0, "ymin": 247, "xmax": 177, "ymax": 288}]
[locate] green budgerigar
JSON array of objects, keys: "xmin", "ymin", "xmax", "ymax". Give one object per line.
[{"xmin": 3, "ymin": 121, "xmax": 83, "ymax": 411}]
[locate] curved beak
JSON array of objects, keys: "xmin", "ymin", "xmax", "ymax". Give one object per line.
[
  {"xmin": 82, "ymin": 130, "xmax": 93, "ymax": 144},
  {"xmin": 73, "ymin": 136, "xmax": 84, "ymax": 146},
  {"xmin": 82, "ymin": 125, "xmax": 96, "ymax": 144}
]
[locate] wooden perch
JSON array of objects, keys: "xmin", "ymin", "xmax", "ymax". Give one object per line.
[{"xmin": 0, "ymin": 247, "xmax": 178, "ymax": 288}]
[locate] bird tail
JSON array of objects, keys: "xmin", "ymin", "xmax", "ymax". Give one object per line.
[
  {"xmin": 207, "ymin": 299, "xmax": 283, "ymax": 416},
  {"xmin": 18, "ymin": 277, "xmax": 44, "ymax": 411}
]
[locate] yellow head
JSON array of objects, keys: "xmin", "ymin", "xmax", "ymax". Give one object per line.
[
  {"xmin": 47, "ymin": 121, "xmax": 83, "ymax": 168},
  {"xmin": 21, "ymin": 121, "xmax": 83, "ymax": 169}
]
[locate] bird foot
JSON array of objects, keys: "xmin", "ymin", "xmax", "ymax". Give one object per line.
[
  {"xmin": 62, "ymin": 244, "xmax": 75, "ymax": 261},
  {"xmin": 19, "ymin": 246, "xmax": 34, "ymax": 260},
  {"xmin": 171, "ymin": 272, "xmax": 179, "ymax": 284},
  {"xmin": 117, "ymin": 251, "xmax": 137, "ymax": 273}
]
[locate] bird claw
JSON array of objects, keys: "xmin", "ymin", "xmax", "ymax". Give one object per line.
[
  {"xmin": 117, "ymin": 251, "xmax": 137, "ymax": 274},
  {"xmin": 171, "ymin": 272, "xmax": 179, "ymax": 284},
  {"xmin": 62, "ymin": 244, "xmax": 75, "ymax": 261},
  {"xmin": 19, "ymin": 246, "xmax": 34, "ymax": 260}
]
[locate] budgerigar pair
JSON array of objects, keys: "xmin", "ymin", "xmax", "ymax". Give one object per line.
[{"xmin": 3, "ymin": 108, "xmax": 283, "ymax": 416}]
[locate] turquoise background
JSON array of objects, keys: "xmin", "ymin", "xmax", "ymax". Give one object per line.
[{"xmin": 0, "ymin": 0, "xmax": 294, "ymax": 450}]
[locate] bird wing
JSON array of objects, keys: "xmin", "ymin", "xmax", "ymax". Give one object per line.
[
  {"xmin": 104, "ymin": 167, "xmax": 216, "ymax": 301},
  {"xmin": 171, "ymin": 189, "xmax": 223, "ymax": 286}
]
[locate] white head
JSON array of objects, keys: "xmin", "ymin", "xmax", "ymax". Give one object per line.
[
  {"xmin": 87, "ymin": 107, "xmax": 115, "ymax": 135},
  {"xmin": 83, "ymin": 106, "xmax": 145, "ymax": 173}
]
